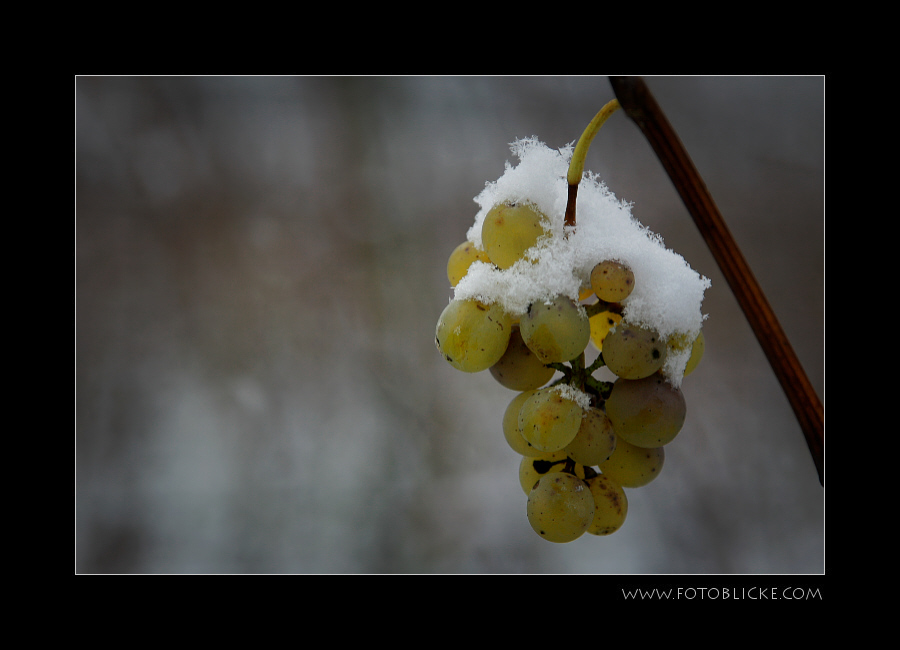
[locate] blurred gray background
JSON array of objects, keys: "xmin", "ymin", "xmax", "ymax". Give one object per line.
[{"xmin": 75, "ymin": 75, "xmax": 824, "ymax": 574}]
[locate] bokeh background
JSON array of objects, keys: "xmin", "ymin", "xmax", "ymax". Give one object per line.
[{"xmin": 75, "ymin": 75, "xmax": 824, "ymax": 574}]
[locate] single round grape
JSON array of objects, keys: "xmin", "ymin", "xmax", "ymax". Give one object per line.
[
  {"xmin": 518, "ymin": 387, "xmax": 584, "ymax": 452},
  {"xmin": 520, "ymin": 296, "xmax": 590, "ymax": 364},
  {"xmin": 589, "ymin": 310, "xmax": 622, "ymax": 353},
  {"xmin": 605, "ymin": 374, "xmax": 686, "ymax": 448},
  {"xmin": 447, "ymin": 240, "xmax": 491, "ymax": 287},
  {"xmin": 526, "ymin": 472, "xmax": 595, "ymax": 543},
  {"xmin": 598, "ymin": 439, "xmax": 665, "ymax": 488},
  {"xmin": 684, "ymin": 330, "xmax": 705, "ymax": 377},
  {"xmin": 502, "ymin": 390, "xmax": 541, "ymax": 457},
  {"xmin": 564, "ymin": 407, "xmax": 617, "ymax": 467},
  {"xmin": 586, "ymin": 474, "xmax": 628, "ymax": 536},
  {"xmin": 481, "ymin": 202, "xmax": 547, "ymax": 270},
  {"xmin": 590, "ymin": 260, "xmax": 635, "ymax": 303},
  {"xmin": 490, "ymin": 326, "xmax": 555, "ymax": 391},
  {"xmin": 518, "ymin": 450, "xmax": 584, "ymax": 495},
  {"xmin": 435, "ymin": 298, "xmax": 513, "ymax": 373},
  {"xmin": 602, "ymin": 322, "xmax": 667, "ymax": 379}
]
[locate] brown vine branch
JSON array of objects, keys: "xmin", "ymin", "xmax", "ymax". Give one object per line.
[{"xmin": 608, "ymin": 76, "xmax": 824, "ymax": 486}]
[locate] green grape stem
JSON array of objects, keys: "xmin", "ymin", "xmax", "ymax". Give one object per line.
[
  {"xmin": 588, "ymin": 375, "xmax": 612, "ymax": 394},
  {"xmin": 547, "ymin": 362, "xmax": 573, "ymax": 383},
  {"xmin": 585, "ymin": 354, "xmax": 607, "ymax": 376},
  {"xmin": 570, "ymin": 351, "xmax": 586, "ymax": 376},
  {"xmin": 565, "ymin": 98, "xmax": 622, "ymax": 229},
  {"xmin": 544, "ymin": 351, "xmax": 613, "ymax": 409}
]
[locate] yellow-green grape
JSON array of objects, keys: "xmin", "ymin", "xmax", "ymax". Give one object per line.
[
  {"xmin": 481, "ymin": 201, "xmax": 547, "ymax": 270},
  {"xmin": 518, "ymin": 451, "xmax": 584, "ymax": 495},
  {"xmin": 666, "ymin": 329, "xmax": 704, "ymax": 379},
  {"xmin": 520, "ymin": 296, "xmax": 591, "ymax": 364},
  {"xmin": 435, "ymin": 298, "xmax": 513, "ymax": 373},
  {"xmin": 586, "ymin": 474, "xmax": 628, "ymax": 536},
  {"xmin": 684, "ymin": 330, "xmax": 705, "ymax": 377},
  {"xmin": 605, "ymin": 373, "xmax": 686, "ymax": 448},
  {"xmin": 518, "ymin": 387, "xmax": 584, "ymax": 453},
  {"xmin": 589, "ymin": 310, "xmax": 622, "ymax": 352},
  {"xmin": 598, "ymin": 439, "xmax": 665, "ymax": 488},
  {"xmin": 602, "ymin": 322, "xmax": 667, "ymax": 380},
  {"xmin": 526, "ymin": 472, "xmax": 595, "ymax": 543},
  {"xmin": 502, "ymin": 390, "xmax": 541, "ymax": 457},
  {"xmin": 447, "ymin": 241, "xmax": 491, "ymax": 287},
  {"xmin": 490, "ymin": 326, "xmax": 555, "ymax": 391},
  {"xmin": 590, "ymin": 260, "xmax": 635, "ymax": 303},
  {"xmin": 564, "ymin": 407, "xmax": 617, "ymax": 467}
]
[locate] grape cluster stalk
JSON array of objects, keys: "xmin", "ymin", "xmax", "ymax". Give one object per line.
[{"xmin": 435, "ymin": 105, "xmax": 707, "ymax": 542}]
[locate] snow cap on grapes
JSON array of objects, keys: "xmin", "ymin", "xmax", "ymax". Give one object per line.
[{"xmin": 453, "ymin": 138, "xmax": 710, "ymax": 387}]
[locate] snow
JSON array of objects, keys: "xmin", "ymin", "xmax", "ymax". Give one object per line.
[
  {"xmin": 453, "ymin": 137, "xmax": 710, "ymax": 387},
  {"xmin": 551, "ymin": 383, "xmax": 592, "ymax": 411}
]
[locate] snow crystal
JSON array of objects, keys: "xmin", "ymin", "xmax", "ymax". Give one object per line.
[
  {"xmin": 551, "ymin": 383, "xmax": 592, "ymax": 411},
  {"xmin": 453, "ymin": 137, "xmax": 711, "ymax": 387}
]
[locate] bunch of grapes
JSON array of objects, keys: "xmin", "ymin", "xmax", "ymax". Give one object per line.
[{"xmin": 435, "ymin": 161, "xmax": 707, "ymax": 544}]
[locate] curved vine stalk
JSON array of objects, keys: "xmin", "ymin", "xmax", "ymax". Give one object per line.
[{"xmin": 564, "ymin": 98, "xmax": 621, "ymax": 229}]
